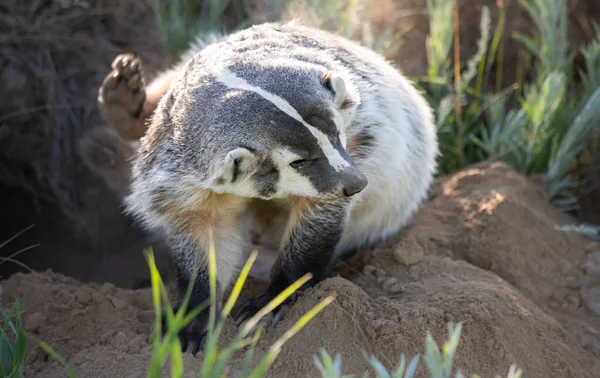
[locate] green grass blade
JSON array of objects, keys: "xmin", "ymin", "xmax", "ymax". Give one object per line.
[
  {"xmin": 240, "ymin": 273, "xmax": 313, "ymax": 337},
  {"xmin": 0, "ymin": 225, "xmax": 34, "ymax": 251},
  {"xmin": 39, "ymin": 341, "xmax": 78, "ymax": 378},
  {"xmin": 222, "ymin": 250, "xmax": 258, "ymax": 319},
  {"xmin": 248, "ymin": 295, "xmax": 336, "ymax": 377}
]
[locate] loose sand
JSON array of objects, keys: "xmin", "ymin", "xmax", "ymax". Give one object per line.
[{"xmin": 3, "ymin": 162, "xmax": 600, "ymax": 378}]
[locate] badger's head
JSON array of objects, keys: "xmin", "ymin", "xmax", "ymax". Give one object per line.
[{"xmin": 170, "ymin": 59, "xmax": 368, "ymax": 201}]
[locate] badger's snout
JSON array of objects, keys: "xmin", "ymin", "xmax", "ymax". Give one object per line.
[{"xmin": 340, "ymin": 166, "xmax": 368, "ymax": 197}]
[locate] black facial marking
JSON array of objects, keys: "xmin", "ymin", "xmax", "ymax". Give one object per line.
[
  {"xmin": 350, "ymin": 130, "xmax": 376, "ymax": 160},
  {"xmin": 227, "ymin": 64, "xmax": 340, "ymax": 140},
  {"xmin": 253, "ymin": 156, "xmax": 280, "ymax": 198},
  {"xmin": 239, "ymin": 145, "xmax": 257, "ymax": 154},
  {"xmin": 215, "ymin": 177, "xmax": 225, "ymax": 185},
  {"xmin": 231, "ymin": 157, "xmax": 242, "ymax": 183},
  {"xmin": 323, "ymin": 72, "xmax": 336, "ymax": 94},
  {"xmin": 291, "ymin": 157, "xmax": 337, "ymax": 193},
  {"xmin": 340, "ymin": 98, "xmax": 356, "ymax": 109},
  {"xmin": 304, "ymin": 114, "xmax": 338, "ymax": 138}
]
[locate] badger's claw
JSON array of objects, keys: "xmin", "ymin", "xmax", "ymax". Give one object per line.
[
  {"xmin": 161, "ymin": 305, "xmax": 210, "ymax": 356},
  {"xmin": 234, "ymin": 292, "xmax": 298, "ymax": 336}
]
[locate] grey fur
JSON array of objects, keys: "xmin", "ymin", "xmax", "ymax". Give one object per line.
[{"xmin": 124, "ymin": 21, "xmax": 438, "ymax": 353}]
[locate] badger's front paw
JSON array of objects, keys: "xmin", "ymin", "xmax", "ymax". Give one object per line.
[
  {"xmin": 161, "ymin": 305, "xmax": 210, "ymax": 356},
  {"xmin": 234, "ymin": 291, "xmax": 298, "ymax": 335}
]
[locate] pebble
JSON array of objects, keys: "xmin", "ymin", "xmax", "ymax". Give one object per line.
[
  {"xmin": 101, "ymin": 283, "xmax": 115, "ymax": 294},
  {"xmin": 389, "ymin": 283, "xmax": 405, "ymax": 294},
  {"xmin": 111, "ymin": 296, "xmax": 128, "ymax": 309},
  {"xmin": 76, "ymin": 291, "xmax": 93, "ymax": 305},
  {"xmin": 382, "ymin": 277, "xmax": 397, "ymax": 290},
  {"xmin": 365, "ymin": 326, "xmax": 377, "ymax": 338},
  {"xmin": 393, "ymin": 241, "xmax": 424, "ymax": 266},
  {"xmin": 375, "ymin": 269, "xmax": 386, "ymax": 278},
  {"xmin": 25, "ymin": 312, "xmax": 45, "ymax": 332},
  {"xmin": 580, "ymin": 262, "xmax": 599, "ymax": 275},
  {"xmin": 569, "ymin": 296, "xmax": 581, "ymax": 307},
  {"xmin": 363, "ymin": 265, "xmax": 376, "ymax": 275}
]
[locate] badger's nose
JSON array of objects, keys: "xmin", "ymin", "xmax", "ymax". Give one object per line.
[{"xmin": 342, "ymin": 167, "xmax": 368, "ymax": 197}]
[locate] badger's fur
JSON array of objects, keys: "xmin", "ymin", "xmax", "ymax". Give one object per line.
[{"xmin": 108, "ymin": 21, "xmax": 437, "ymax": 353}]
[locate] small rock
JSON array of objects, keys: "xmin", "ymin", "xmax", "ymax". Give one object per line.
[
  {"xmin": 100, "ymin": 330, "xmax": 115, "ymax": 343},
  {"xmin": 137, "ymin": 310, "xmax": 156, "ymax": 324},
  {"xmin": 375, "ymin": 269, "xmax": 386, "ymax": 278},
  {"xmin": 580, "ymin": 262, "xmax": 599, "ymax": 275},
  {"xmin": 363, "ymin": 265, "xmax": 376, "ymax": 275},
  {"xmin": 382, "ymin": 277, "xmax": 397, "ymax": 290},
  {"xmin": 101, "ymin": 283, "xmax": 115, "ymax": 294},
  {"xmin": 389, "ymin": 283, "xmax": 405, "ymax": 294},
  {"xmin": 114, "ymin": 331, "xmax": 128, "ymax": 348},
  {"xmin": 365, "ymin": 326, "xmax": 377, "ymax": 338},
  {"xmin": 569, "ymin": 296, "xmax": 581, "ymax": 307},
  {"xmin": 25, "ymin": 312, "xmax": 45, "ymax": 333},
  {"xmin": 565, "ymin": 276, "xmax": 577, "ymax": 285},
  {"xmin": 393, "ymin": 237, "xmax": 425, "ymax": 266},
  {"xmin": 111, "ymin": 296, "xmax": 128, "ymax": 309},
  {"xmin": 76, "ymin": 291, "xmax": 93, "ymax": 305}
]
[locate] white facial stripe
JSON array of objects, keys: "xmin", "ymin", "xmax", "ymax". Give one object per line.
[
  {"xmin": 330, "ymin": 105, "xmax": 347, "ymax": 147},
  {"xmin": 214, "ymin": 67, "xmax": 350, "ymax": 172},
  {"xmin": 272, "ymin": 148, "xmax": 319, "ymax": 197}
]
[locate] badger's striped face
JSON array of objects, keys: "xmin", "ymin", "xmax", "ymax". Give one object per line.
[{"xmin": 207, "ymin": 64, "xmax": 368, "ymax": 200}]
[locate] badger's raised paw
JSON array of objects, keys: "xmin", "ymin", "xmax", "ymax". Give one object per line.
[
  {"xmin": 234, "ymin": 291, "xmax": 298, "ymax": 336},
  {"xmin": 98, "ymin": 53, "xmax": 147, "ymax": 140}
]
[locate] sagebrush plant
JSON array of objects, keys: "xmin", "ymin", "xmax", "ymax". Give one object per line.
[
  {"xmin": 313, "ymin": 323, "xmax": 522, "ymax": 378},
  {"xmin": 416, "ymin": 0, "xmax": 600, "ymax": 203},
  {"xmin": 415, "ymin": 0, "xmax": 600, "ymax": 208}
]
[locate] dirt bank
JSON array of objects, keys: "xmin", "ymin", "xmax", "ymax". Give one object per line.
[{"xmin": 3, "ymin": 162, "xmax": 600, "ymax": 377}]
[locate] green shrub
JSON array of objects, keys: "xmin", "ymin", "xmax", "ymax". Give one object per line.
[
  {"xmin": 0, "ymin": 225, "xmax": 39, "ymax": 378},
  {"xmin": 0, "ymin": 300, "xmax": 28, "ymax": 378}
]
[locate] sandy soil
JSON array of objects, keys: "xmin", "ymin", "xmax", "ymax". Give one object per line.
[{"xmin": 3, "ymin": 161, "xmax": 600, "ymax": 378}]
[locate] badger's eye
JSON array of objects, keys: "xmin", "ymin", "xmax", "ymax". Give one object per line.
[{"xmin": 290, "ymin": 159, "xmax": 314, "ymax": 168}]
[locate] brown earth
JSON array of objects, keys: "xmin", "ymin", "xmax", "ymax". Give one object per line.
[{"xmin": 3, "ymin": 161, "xmax": 600, "ymax": 378}]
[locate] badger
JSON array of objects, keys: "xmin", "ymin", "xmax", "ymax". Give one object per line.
[{"xmin": 92, "ymin": 21, "xmax": 438, "ymax": 354}]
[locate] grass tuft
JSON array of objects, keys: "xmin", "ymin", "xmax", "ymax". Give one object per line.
[{"xmin": 143, "ymin": 229, "xmax": 336, "ymax": 377}]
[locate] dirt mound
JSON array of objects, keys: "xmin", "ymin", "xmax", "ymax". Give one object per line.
[{"xmin": 2, "ymin": 162, "xmax": 600, "ymax": 377}]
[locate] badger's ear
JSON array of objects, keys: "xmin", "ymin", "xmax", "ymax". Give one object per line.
[
  {"xmin": 211, "ymin": 147, "xmax": 259, "ymax": 186},
  {"xmin": 323, "ymin": 72, "xmax": 360, "ymax": 110}
]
